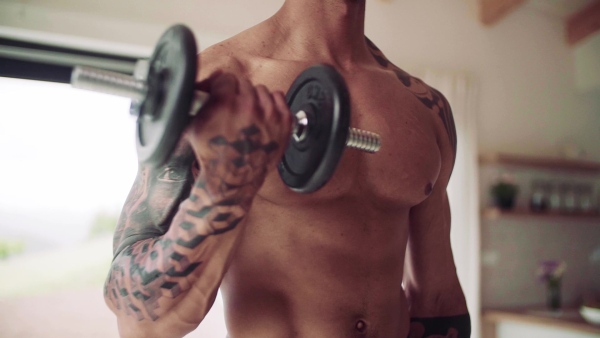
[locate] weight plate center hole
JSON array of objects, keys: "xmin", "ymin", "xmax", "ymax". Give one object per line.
[{"xmin": 294, "ymin": 110, "xmax": 309, "ymax": 142}]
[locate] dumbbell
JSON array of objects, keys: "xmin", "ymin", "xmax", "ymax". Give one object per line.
[{"xmin": 71, "ymin": 25, "xmax": 381, "ymax": 193}]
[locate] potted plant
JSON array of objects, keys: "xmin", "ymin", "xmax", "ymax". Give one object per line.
[{"xmin": 490, "ymin": 174, "xmax": 519, "ymax": 210}]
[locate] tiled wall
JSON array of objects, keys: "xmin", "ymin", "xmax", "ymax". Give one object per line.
[{"xmin": 479, "ymin": 163, "xmax": 600, "ymax": 309}]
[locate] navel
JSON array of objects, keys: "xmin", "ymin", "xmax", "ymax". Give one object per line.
[
  {"xmin": 424, "ymin": 182, "xmax": 433, "ymax": 196},
  {"xmin": 355, "ymin": 319, "xmax": 367, "ymax": 333}
]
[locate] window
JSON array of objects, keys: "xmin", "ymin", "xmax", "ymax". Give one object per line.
[
  {"xmin": 0, "ymin": 77, "xmax": 134, "ymax": 336},
  {"xmin": 0, "ymin": 76, "xmax": 227, "ymax": 337}
]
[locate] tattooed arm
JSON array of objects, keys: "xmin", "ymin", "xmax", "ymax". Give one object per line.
[
  {"xmin": 364, "ymin": 36, "xmax": 468, "ymax": 337},
  {"xmin": 402, "ymin": 93, "xmax": 469, "ymax": 337},
  {"xmin": 402, "ymin": 88, "xmax": 469, "ymax": 338},
  {"xmin": 105, "ymin": 72, "xmax": 292, "ymax": 338}
]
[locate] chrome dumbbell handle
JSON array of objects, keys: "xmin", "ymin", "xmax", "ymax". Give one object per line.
[
  {"xmin": 71, "ymin": 66, "xmax": 147, "ymax": 102},
  {"xmin": 71, "ymin": 66, "xmax": 382, "ymax": 153}
]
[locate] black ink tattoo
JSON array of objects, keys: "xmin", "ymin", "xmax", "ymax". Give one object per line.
[
  {"xmin": 105, "ymin": 124, "xmax": 279, "ymax": 321},
  {"xmin": 112, "ymin": 145, "xmax": 196, "ymax": 256},
  {"xmin": 366, "ymin": 37, "xmax": 457, "ymax": 158}
]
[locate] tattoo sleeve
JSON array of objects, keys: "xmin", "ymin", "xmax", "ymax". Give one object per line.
[
  {"xmin": 105, "ymin": 125, "xmax": 277, "ymax": 322},
  {"xmin": 408, "ymin": 314, "xmax": 471, "ymax": 338}
]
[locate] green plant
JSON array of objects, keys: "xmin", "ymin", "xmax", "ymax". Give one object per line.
[
  {"xmin": 491, "ymin": 181, "xmax": 519, "ymax": 199},
  {"xmin": 88, "ymin": 211, "xmax": 119, "ymax": 239},
  {"xmin": 490, "ymin": 175, "xmax": 519, "ymax": 210},
  {"xmin": 0, "ymin": 239, "xmax": 25, "ymax": 259}
]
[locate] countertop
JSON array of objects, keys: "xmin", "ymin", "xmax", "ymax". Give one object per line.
[{"xmin": 482, "ymin": 307, "xmax": 600, "ymax": 336}]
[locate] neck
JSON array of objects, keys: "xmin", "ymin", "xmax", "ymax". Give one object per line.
[{"xmin": 269, "ymin": 0, "xmax": 370, "ymax": 66}]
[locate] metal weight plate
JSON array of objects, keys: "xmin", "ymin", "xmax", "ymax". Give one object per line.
[
  {"xmin": 136, "ymin": 25, "xmax": 197, "ymax": 167},
  {"xmin": 278, "ymin": 64, "xmax": 350, "ymax": 193}
]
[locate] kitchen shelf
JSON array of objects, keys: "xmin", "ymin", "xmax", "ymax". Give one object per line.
[
  {"xmin": 482, "ymin": 208, "xmax": 600, "ymax": 222},
  {"xmin": 479, "ymin": 153, "xmax": 600, "ymax": 174}
]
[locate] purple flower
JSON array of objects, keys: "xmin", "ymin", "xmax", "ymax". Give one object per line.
[{"xmin": 536, "ymin": 260, "xmax": 566, "ymax": 284}]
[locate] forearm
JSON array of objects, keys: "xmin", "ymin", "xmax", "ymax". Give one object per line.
[{"xmin": 105, "ymin": 171, "xmax": 255, "ymax": 330}]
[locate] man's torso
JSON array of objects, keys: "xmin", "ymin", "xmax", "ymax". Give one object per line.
[{"xmin": 192, "ymin": 24, "xmax": 453, "ymax": 338}]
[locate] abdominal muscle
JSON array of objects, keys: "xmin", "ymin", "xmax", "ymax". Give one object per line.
[{"xmin": 219, "ymin": 193, "xmax": 412, "ymax": 338}]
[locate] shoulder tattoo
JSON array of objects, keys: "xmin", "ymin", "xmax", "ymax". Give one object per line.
[{"xmin": 366, "ymin": 37, "xmax": 457, "ymax": 157}]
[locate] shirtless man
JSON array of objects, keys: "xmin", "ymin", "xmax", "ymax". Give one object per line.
[{"xmin": 105, "ymin": 0, "xmax": 470, "ymax": 337}]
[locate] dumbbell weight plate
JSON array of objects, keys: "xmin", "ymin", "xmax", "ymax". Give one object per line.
[
  {"xmin": 136, "ymin": 24, "xmax": 198, "ymax": 167},
  {"xmin": 278, "ymin": 64, "xmax": 351, "ymax": 193}
]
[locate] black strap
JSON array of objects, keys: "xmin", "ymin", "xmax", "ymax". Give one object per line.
[{"xmin": 409, "ymin": 313, "xmax": 471, "ymax": 338}]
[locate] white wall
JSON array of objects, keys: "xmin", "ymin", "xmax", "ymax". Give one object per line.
[{"xmin": 576, "ymin": 33, "xmax": 600, "ymax": 93}]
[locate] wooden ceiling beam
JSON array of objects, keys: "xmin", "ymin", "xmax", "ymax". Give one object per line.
[
  {"xmin": 567, "ymin": 0, "xmax": 600, "ymax": 46},
  {"xmin": 479, "ymin": 0, "xmax": 528, "ymax": 26}
]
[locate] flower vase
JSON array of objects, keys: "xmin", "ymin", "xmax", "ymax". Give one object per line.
[{"xmin": 546, "ymin": 278, "xmax": 561, "ymax": 311}]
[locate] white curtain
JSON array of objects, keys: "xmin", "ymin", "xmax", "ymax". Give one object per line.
[{"xmin": 423, "ymin": 69, "xmax": 481, "ymax": 338}]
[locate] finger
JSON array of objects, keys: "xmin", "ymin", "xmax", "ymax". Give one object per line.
[
  {"xmin": 237, "ymin": 77, "xmax": 256, "ymax": 98},
  {"xmin": 255, "ymin": 85, "xmax": 274, "ymax": 119},
  {"xmin": 273, "ymin": 91, "xmax": 292, "ymax": 128},
  {"xmin": 194, "ymin": 70, "xmax": 224, "ymax": 92},
  {"xmin": 210, "ymin": 72, "xmax": 238, "ymax": 99},
  {"xmin": 235, "ymin": 77, "xmax": 259, "ymax": 119},
  {"xmin": 273, "ymin": 91, "xmax": 293, "ymax": 149}
]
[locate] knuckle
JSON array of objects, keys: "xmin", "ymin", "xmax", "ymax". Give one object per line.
[
  {"xmin": 256, "ymin": 84, "xmax": 267, "ymax": 92},
  {"xmin": 236, "ymin": 95, "xmax": 255, "ymax": 112}
]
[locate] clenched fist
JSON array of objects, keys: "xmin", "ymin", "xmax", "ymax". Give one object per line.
[{"xmin": 185, "ymin": 71, "xmax": 293, "ymax": 198}]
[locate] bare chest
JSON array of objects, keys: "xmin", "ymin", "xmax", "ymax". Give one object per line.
[{"xmin": 251, "ymin": 64, "xmax": 442, "ymax": 208}]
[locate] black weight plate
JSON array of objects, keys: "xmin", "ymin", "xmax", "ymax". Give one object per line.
[
  {"xmin": 278, "ymin": 64, "xmax": 350, "ymax": 193},
  {"xmin": 136, "ymin": 24, "xmax": 197, "ymax": 167}
]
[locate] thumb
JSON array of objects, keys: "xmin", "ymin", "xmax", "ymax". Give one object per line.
[{"xmin": 194, "ymin": 70, "xmax": 224, "ymax": 93}]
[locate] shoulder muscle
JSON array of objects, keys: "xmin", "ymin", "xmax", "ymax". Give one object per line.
[{"xmin": 365, "ymin": 37, "xmax": 457, "ymax": 162}]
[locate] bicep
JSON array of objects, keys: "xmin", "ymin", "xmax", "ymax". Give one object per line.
[
  {"xmin": 404, "ymin": 187, "xmax": 467, "ymax": 317},
  {"xmin": 405, "ymin": 189, "xmax": 455, "ymax": 290}
]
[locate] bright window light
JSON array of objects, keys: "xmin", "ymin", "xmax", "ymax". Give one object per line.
[
  {"xmin": 0, "ymin": 77, "xmax": 226, "ymax": 338},
  {"xmin": 0, "ymin": 77, "xmax": 137, "ymax": 246}
]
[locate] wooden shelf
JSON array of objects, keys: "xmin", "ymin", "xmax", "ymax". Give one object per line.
[
  {"xmin": 482, "ymin": 208, "xmax": 600, "ymax": 221},
  {"xmin": 479, "ymin": 153, "xmax": 600, "ymax": 173}
]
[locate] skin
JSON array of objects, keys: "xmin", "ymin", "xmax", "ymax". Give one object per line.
[{"xmin": 106, "ymin": 0, "xmax": 468, "ymax": 337}]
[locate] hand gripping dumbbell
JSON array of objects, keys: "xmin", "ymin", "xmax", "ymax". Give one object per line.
[{"xmin": 71, "ymin": 25, "xmax": 381, "ymax": 193}]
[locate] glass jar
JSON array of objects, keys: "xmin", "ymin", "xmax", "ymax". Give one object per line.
[
  {"xmin": 561, "ymin": 183, "xmax": 577, "ymax": 213},
  {"xmin": 530, "ymin": 180, "xmax": 549, "ymax": 212},
  {"xmin": 548, "ymin": 182, "xmax": 562, "ymax": 213},
  {"xmin": 577, "ymin": 184, "xmax": 594, "ymax": 214}
]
